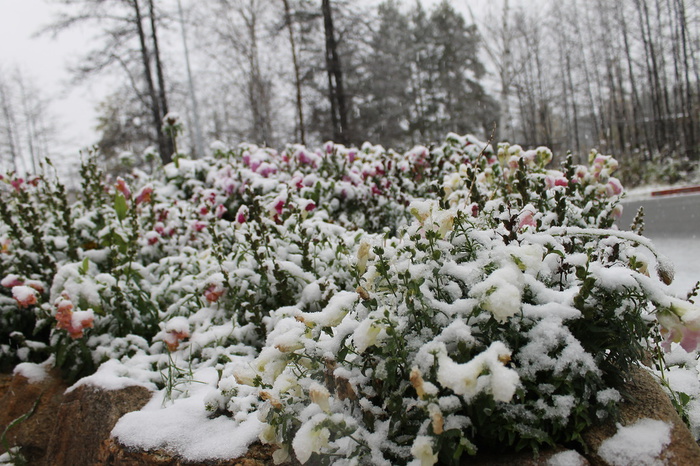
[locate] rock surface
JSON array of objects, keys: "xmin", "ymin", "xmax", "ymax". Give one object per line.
[
  {"xmin": 0, "ymin": 370, "xmax": 151, "ymax": 466},
  {"xmin": 0, "ymin": 370, "xmax": 68, "ymax": 464},
  {"xmin": 96, "ymin": 439, "xmax": 295, "ymax": 465},
  {"xmin": 2, "ymin": 364, "xmax": 699, "ymax": 465},
  {"xmin": 582, "ymin": 365, "xmax": 700, "ymax": 465},
  {"xmin": 45, "ymin": 383, "xmax": 152, "ymax": 465},
  {"xmin": 466, "ymin": 447, "xmax": 590, "ymax": 465}
]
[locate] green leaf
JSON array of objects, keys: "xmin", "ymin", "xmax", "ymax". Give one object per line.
[
  {"xmin": 78, "ymin": 257, "xmax": 89, "ymax": 276},
  {"xmin": 114, "ymin": 193, "xmax": 128, "ymax": 221}
]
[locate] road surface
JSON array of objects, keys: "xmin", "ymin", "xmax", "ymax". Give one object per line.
[
  {"xmin": 619, "ymin": 192, "xmax": 700, "ymax": 238},
  {"xmin": 619, "ymin": 193, "xmax": 700, "ymax": 296}
]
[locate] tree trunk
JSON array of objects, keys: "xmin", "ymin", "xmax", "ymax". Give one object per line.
[
  {"xmin": 0, "ymin": 80, "xmax": 21, "ymax": 173},
  {"xmin": 282, "ymin": 0, "xmax": 306, "ymax": 145},
  {"xmin": 177, "ymin": 0, "xmax": 205, "ymax": 158},
  {"xmin": 675, "ymin": 0, "xmax": 697, "ymax": 159},
  {"xmin": 322, "ymin": 0, "xmax": 348, "ymax": 144},
  {"xmin": 132, "ymin": 0, "xmax": 170, "ymax": 165},
  {"xmin": 148, "ymin": 0, "xmax": 174, "ymax": 159}
]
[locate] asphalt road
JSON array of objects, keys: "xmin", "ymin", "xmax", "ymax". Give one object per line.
[{"xmin": 619, "ymin": 193, "xmax": 700, "ymax": 238}]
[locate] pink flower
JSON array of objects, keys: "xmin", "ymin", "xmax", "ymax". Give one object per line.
[
  {"xmin": 259, "ymin": 164, "xmax": 276, "ymax": 177},
  {"xmin": 135, "ymin": 186, "xmax": 153, "ymax": 204},
  {"xmin": 305, "ymin": 201, "xmax": 316, "ymax": 212},
  {"xmin": 348, "ymin": 150, "xmax": 356, "ymax": 164},
  {"xmin": 324, "ymin": 142, "xmax": 334, "ymax": 154},
  {"xmin": 236, "ymin": 205, "xmax": 248, "ymax": 224},
  {"xmin": 215, "ymin": 204, "xmax": 227, "ymax": 218},
  {"xmin": 606, "ymin": 177, "xmax": 623, "ymax": 197},
  {"xmin": 1, "ymin": 274, "xmax": 23, "ymax": 288},
  {"xmin": 242, "ymin": 153, "xmax": 251, "ymax": 166},
  {"xmin": 206, "ymin": 191, "xmax": 217, "ymax": 204},
  {"xmin": 518, "ymin": 210, "xmax": 537, "ymax": 229},
  {"xmin": 291, "ymin": 175, "xmax": 304, "ymax": 190},
  {"xmin": 12, "ymin": 285, "xmax": 38, "ymax": 308},
  {"xmin": 611, "ymin": 204, "xmax": 624, "ymax": 220},
  {"xmin": 200, "ymin": 206, "xmax": 210, "ymax": 216},
  {"xmin": 10, "ymin": 178, "xmax": 24, "ymax": 192},
  {"xmin": 545, "ymin": 175, "xmax": 568, "ymax": 189},
  {"xmin": 274, "ymin": 198, "xmax": 285, "ymax": 215},
  {"xmin": 658, "ymin": 303, "xmax": 700, "ymax": 352},
  {"xmin": 299, "ymin": 151, "xmax": 312, "ymax": 165},
  {"xmin": 192, "ymin": 220, "xmax": 207, "ymax": 232}
]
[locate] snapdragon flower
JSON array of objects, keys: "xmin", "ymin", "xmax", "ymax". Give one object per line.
[{"xmin": 12, "ymin": 285, "xmax": 38, "ymax": 308}]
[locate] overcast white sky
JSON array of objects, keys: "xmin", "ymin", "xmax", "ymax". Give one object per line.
[{"xmin": 0, "ymin": 0, "xmax": 109, "ymax": 158}]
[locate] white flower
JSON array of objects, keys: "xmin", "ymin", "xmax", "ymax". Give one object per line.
[
  {"xmin": 410, "ymin": 436, "xmax": 438, "ymax": 466},
  {"xmin": 309, "ymin": 382, "xmax": 331, "ymax": 413},
  {"xmin": 437, "ymin": 342, "xmax": 519, "ymax": 403},
  {"xmin": 272, "ymin": 445, "xmax": 291, "ymax": 464},
  {"xmin": 259, "ymin": 424, "xmax": 278, "ymax": 444},
  {"xmin": 293, "ymin": 415, "xmax": 331, "ymax": 464},
  {"xmin": 471, "ymin": 264, "xmax": 523, "ymax": 323},
  {"xmin": 353, "ymin": 318, "xmax": 382, "ymax": 353},
  {"xmin": 356, "ymin": 241, "xmax": 371, "ymax": 275}
]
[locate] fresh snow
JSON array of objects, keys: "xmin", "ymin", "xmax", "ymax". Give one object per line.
[
  {"xmin": 546, "ymin": 449, "xmax": 588, "ymax": 466},
  {"xmin": 13, "ymin": 359, "xmax": 50, "ymax": 383},
  {"xmin": 597, "ymin": 419, "xmax": 672, "ymax": 466},
  {"xmin": 111, "ymin": 367, "xmax": 264, "ymax": 462}
]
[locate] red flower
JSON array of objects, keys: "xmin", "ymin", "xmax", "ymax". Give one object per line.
[
  {"xmin": 55, "ymin": 295, "xmax": 94, "ymax": 339},
  {"xmin": 115, "ymin": 177, "xmax": 131, "ymax": 199},
  {"xmin": 12, "ymin": 286, "xmax": 38, "ymax": 308},
  {"xmin": 204, "ymin": 283, "xmax": 225, "ymax": 303},
  {"xmin": 1, "ymin": 274, "xmax": 23, "ymax": 288},
  {"xmin": 135, "ymin": 186, "xmax": 153, "ymax": 204}
]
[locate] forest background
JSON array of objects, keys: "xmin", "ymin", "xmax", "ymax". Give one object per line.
[{"xmin": 0, "ymin": 0, "xmax": 698, "ymax": 187}]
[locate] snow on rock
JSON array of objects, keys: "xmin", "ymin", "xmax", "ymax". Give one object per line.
[
  {"xmin": 546, "ymin": 449, "xmax": 588, "ymax": 466},
  {"xmin": 111, "ymin": 367, "xmax": 264, "ymax": 462},
  {"xmin": 67, "ymin": 359, "xmax": 158, "ymax": 394},
  {"xmin": 13, "ymin": 359, "xmax": 50, "ymax": 383},
  {"xmin": 597, "ymin": 419, "xmax": 672, "ymax": 466}
]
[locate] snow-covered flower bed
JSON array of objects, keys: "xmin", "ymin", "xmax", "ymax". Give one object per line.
[{"xmin": 1, "ymin": 134, "xmax": 699, "ymax": 464}]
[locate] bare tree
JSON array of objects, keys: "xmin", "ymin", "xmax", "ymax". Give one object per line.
[
  {"xmin": 282, "ymin": 0, "xmax": 306, "ymax": 144},
  {"xmin": 44, "ymin": 0, "xmax": 174, "ymax": 164},
  {"xmin": 322, "ymin": 0, "xmax": 349, "ymax": 144},
  {"xmin": 0, "ymin": 68, "xmax": 56, "ymax": 174}
]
